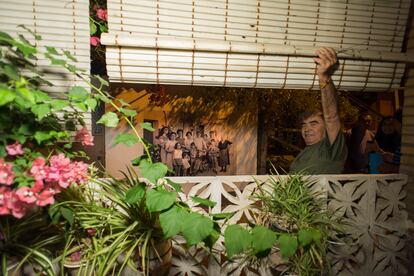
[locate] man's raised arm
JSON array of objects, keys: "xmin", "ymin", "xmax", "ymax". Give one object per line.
[{"xmin": 314, "ymin": 47, "xmax": 341, "ymax": 145}]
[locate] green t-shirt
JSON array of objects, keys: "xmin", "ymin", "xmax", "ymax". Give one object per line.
[{"xmin": 290, "ymin": 132, "xmax": 347, "ymax": 174}]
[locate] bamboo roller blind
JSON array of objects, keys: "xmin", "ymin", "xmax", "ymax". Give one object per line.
[
  {"xmin": 0, "ymin": 0, "xmax": 91, "ymax": 124},
  {"xmin": 103, "ymin": 0, "xmax": 410, "ymax": 91}
]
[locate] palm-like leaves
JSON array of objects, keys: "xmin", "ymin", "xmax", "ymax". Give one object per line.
[
  {"xmin": 0, "ymin": 211, "xmax": 63, "ymax": 276},
  {"xmin": 253, "ymin": 174, "xmax": 341, "ymax": 275},
  {"xmin": 61, "ymin": 168, "xmax": 165, "ymax": 275}
]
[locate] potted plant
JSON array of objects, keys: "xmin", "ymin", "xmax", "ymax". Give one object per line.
[
  {"xmin": 58, "ymin": 163, "xmax": 226, "ymax": 275},
  {"xmin": 220, "ymin": 173, "xmax": 342, "ymax": 275}
]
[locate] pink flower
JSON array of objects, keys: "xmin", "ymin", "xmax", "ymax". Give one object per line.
[
  {"xmin": 90, "ymin": 36, "xmax": 100, "ymax": 46},
  {"xmin": 45, "ymin": 154, "xmax": 70, "ymax": 186},
  {"xmin": 70, "ymin": 251, "xmax": 82, "ymax": 262},
  {"xmin": 7, "ymin": 192, "xmax": 28, "ymax": 219},
  {"xmin": 16, "ymin": 187, "xmax": 37, "ymax": 204},
  {"xmin": 32, "ymin": 179, "xmax": 45, "ymax": 193},
  {"xmin": 6, "ymin": 141, "xmax": 24, "ymax": 156},
  {"xmin": 96, "ymin": 8, "xmax": 108, "ymax": 21},
  {"xmin": 71, "ymin": 161, "xmax": 89, "ymax": 183},
  {"xmin": 87, "ymin": 228, "xmax": 97, "ymax": 237},
  {"xmin": 0, "ymin": 187, "xmax": 11, "ymax": 216},
  {"xmin": 0, "ymin": 158, "xmax": 14, "ymax": 185},
  {"xmin": 35, "ymin": 188, "xmax": 55, "ymax": 206},
  {"xmin": 75, "ymin": 127, "xmax": 94, "ymax": 146},
  {"xmin": 30, "ymin": 157, "xmax": 48, "ymax": 181}
]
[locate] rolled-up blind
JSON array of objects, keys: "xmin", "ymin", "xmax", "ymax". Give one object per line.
[
  {"xmin": 0, "ymin": 0, "xmax": 91, "ymax": 124},
  {"xmin": 103, "ymin": 0, "xmax": 410, "ymax": 91}
]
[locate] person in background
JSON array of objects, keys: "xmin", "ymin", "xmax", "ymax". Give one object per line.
[
  {"xmin": 289, "ymin": 47, "xmax": 347, "ymax": 174},
  {"xmin": 207, "ymin": 139, "xmax": 219, "ymax": 174},
  {"xmin": 176, "ymin": 129, "xmax": 185, "ymax": 146},
  {"xmin": 218, "ymin": 136, "xmax": 232, "ymax": 173},
  {"xmin": 173, "ymin": 142, "xmax": 183, "ymax": 176},
  {"xmin": 155, "ymin": 126, "xmax": 169, "ymax": 166},
  {"xmin": 184, "ymin": 131, "xmax": 193, "ymax": 151},
  {"xmin": 375, "ymin": 116, "xmax": 401, "ymax": 154},
  {"xmin": 164, "ymin": 132, "xmax": 177, "ymax": 171},
  {"xmin": 345, "ymin": 113, "xmax": 376, "ymax": 173},
  {"xmin": 194, "ymin": 130, "xmax": 207, "ymax": 157},
  {"xmin": 376, "ymin": 110, "xmax": 402, "ymax": 173},
  {"xmin": 182, "ymin": 152, "xmax": 191, "ymax": 176},
  {"xmin": 189, "ymin": 142, "xmax": 199, "ymax": 175}
]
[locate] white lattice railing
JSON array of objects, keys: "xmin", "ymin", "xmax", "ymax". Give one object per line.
[{"xmin": 165, "ymin": 174, "xmax": 409, "ymax": 276}]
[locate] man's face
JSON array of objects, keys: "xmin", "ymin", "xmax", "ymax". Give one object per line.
[{"xmin": 301, "ymin": 115, "xmax": 326, "ymax": 145}]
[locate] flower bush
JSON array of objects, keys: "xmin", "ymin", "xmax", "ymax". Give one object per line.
[{"xmin": 0, "ymin": 29, "xmax": 94, "ymax": 219}]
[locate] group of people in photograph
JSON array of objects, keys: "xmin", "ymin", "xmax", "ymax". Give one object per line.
[{"xmin": 154, "ymin": 126, "xmax": 232, "ymax": 176}]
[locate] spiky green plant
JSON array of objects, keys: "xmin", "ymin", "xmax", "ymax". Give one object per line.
[
  {"xmin": 0, "ymin": 211, "xmax": 64, "ymax": 276},
  {"xmin": 253, "ymin": 173, "xmax": 342, "ymax": 276},
  {"xmin": 58, "ymin": 168, "xmax": 165, "ymax": 275}
]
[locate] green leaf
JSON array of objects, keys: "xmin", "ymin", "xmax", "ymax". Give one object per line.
[
  {"xmin": 34, "ymin": 131, "xmax": 52, "ymax": 144},
  {"xmin": 45, "ymin": 46, "xmax": 59, "ymax": 55},
  {"xmin": 298, "ymin": 229, "xmax": 314, "ymax": 248},
  {"xmin": 63, "ymin": 143, "xmax": 72, "ymax": 149},
  {"xmin": 140, "ymin": 122, "xmax": 155, "ymax": 132},
  {"xmin": 139, "ymin": 160, "xmax": 167, "ymax": 184},
  {"xmin": 68, "ymin": 86, "xmax": 89, "ymax": 101},
  {"xmin": 182, "ymin": 212, "xmax": 214, "ymax": 246},
  {"xmin": 131, "ymin": 155, "xmax": 148, "ymax": 166},
  {"xmin": 224, "ymin": 224, "xmax": 252, "ymax": 257},
  {"xmin": 85, "ymin": 98, "xmax": 97, "ymax": 111},
  {"xmin": 33, "ymin": 90, "xmax": 51, "ymax": 103},
  {"xmin": 0, "ymin": 31, "xmax": 14, "ymax": 46},
  {"xmin": 66, "ymin": 64, "xmax": 78, "ymax": 73},
  {"xmin": 3, "ymin": 64, "xmax": 19, "ymax": 80},
  {"xmin": 204, "ymin": 222, "xmax": 221, "ymax": 249},
  {"xmin": 212, "ymin": 212, "xmax": 234, "ymax": 220},
  {"xmin": 99, "ymin": 24, "xmax": 108, "ymax": 33},
  {"xmin": 48, "ymin": 204, "xmax": 60, "ymax": 223},
  {"xmin": 114, "ymin": 133, "xmax": 139, "ymax": 146},
  {"xmin": 31, "ymin": 103, "xmax": 50, "ymax": 119},
  {"xmin": 97, "ymin": 112, "xmax": 119, "ymax": 128},
  {"xmin": 118, "ymin": 98, "xmax": 129, "ymax": 107},
  {"xmin": 191, "ymin": 196, "xmax": 216, "ymax": 208},
  {"xmin": 0, "ymin": 87, "xmax": 15, "ymax": 106},
  {"xmin": 94, "ymin": 94, "xmax": 111, "ymax": 103},
  {"xmin": 311, "ymin": 229, "xmax": 322, "ymax": 245},
  {"xmin": 125, "ymin": 183, "xmax": 146, "ymax": 204},
  {"xmin": 74, "ymin": 102, "xmax": 88, "ymax": 112},
  {"xmin": 14, "ymin": 94, "xmax": 32, "ymax": 108},
  {"xmin": 0, "ymin": 146, "xmax": 6, "ymax": 157},
  {"xmin": 51, "ymin": 57, "xmax": 66, "ymax": 66},
  {"xmin": 18, "ymin": 124, "xmax": 33, "ymax": 135},
  {"xmin": 63, "ymin": 50, "xmax": 77, "ymax": 62},
  {"xmin": 120, "ymin": 108, "xmax": 137, "ymax": 117},
  {"xmin": 145, "ymin": 189, "xmax": 176, "ymax": 212},
  {"xmin": 251, "ymin": 226, "xmax": 277, "ymax": 254},
  {"xmin": 60, "ymin": 207, "xmax": 74, "ymax": 225},
  {"xmin": 17, "ymin": 25, "xmax": 42, "ymax": 40},
  {"xmin": 159, "ymin": 205, "xmax": 186, "ymax": 238},
  {"xmin": 17, "ymin": 87, "xmax": 35, "ymax": 104},
  {"xmin": 95, "ymin": 75, "xmax": 109, "ymax": 87},
  {"xmin": 90, "ymin": 19, "xmax": 97, "ymax": 35},
  {"xmin": 15, "ymin": 41, "xmax": 36, "ymax": 57},
  {"xmin": 278, "ymin": 234, "xmax": 298, "ymax": 259},
  {"xmin": 51, "ymin": 99, "xmax": 69, "ymax": 111},
  {"xmin": 166, "ymin": 178, "xmax": 182, "ymax": 193}
]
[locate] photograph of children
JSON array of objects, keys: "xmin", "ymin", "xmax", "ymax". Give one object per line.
[{"xmin": 154, "ymin": 125, "xmax": 232, "ymax": 176}]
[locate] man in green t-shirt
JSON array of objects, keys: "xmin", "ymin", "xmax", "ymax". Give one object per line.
[{"xmin": 290, "ymin": 47, "xmax": 347, "ymax": 174}]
